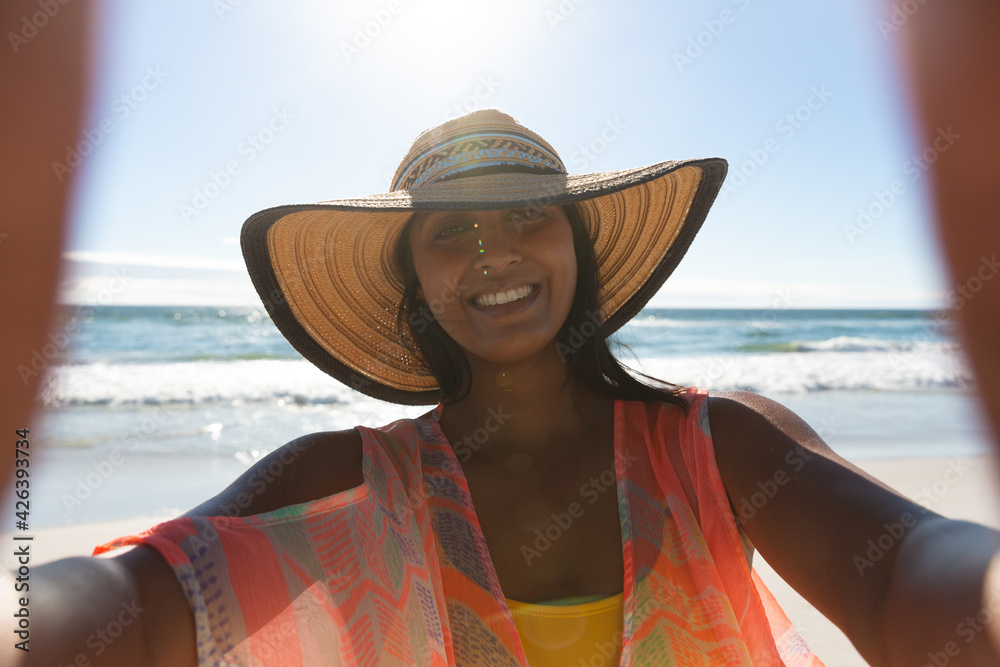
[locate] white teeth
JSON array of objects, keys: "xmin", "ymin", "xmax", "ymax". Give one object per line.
[{"xmin": 474, "ymin": 285, "xmax": 535, "ymax": 307}]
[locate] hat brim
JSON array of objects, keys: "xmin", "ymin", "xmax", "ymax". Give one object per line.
[{"xmin": 241, "ymin": 158, "xmax": 727, "ymax": 405}]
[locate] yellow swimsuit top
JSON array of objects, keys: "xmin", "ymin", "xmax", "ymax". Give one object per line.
[
  {"xmin": 503, "ymin": 527, "xmax": 753, "ymax": 666},
  {"xmin": 505, "ymin": 592, "xmax": 624, "ymax": 666}
]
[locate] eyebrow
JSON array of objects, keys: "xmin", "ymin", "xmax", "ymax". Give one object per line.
[
  {"xmin": 407, "ymin": 211, "xmax": 469, "ymax": 242},
  {"xmin": 412, "ymin": 206, "xmax": 552, "ymax": 232}
]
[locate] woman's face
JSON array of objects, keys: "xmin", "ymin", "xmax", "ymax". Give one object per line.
[{"xmin": 407, "ymin": 205, "xmax": 577, "ymax": 366}]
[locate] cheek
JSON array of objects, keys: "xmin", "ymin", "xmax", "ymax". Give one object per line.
[
  {"xmin": 415, "ymin": 263, "xmax": 451, "ymax": 307},
  {"xmin": 409, "ymin": 244, "xmax": 437, "ymax": 299},
  {"xmin": 547, "ymin": 228, "xmax": 578, "ymax": 311},
  {"xmin": 412, "ymin": 254, "xmax": 467, "ymax": 322},
  {"xmin": 560, "ymin": 257, "xmax": 578, "ymax": 313}
]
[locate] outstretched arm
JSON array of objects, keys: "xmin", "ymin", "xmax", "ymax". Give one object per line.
[
  {"xmin": 17, "ymin": 546, "xmax": 196, "ymax": 667},
  {"xmin": 17, "ymin": 429, "xmax": 362, "ymax": 666},
  {"xmin": 708, "ymin": 390, "xmax": 1000, "ymax": 667}
]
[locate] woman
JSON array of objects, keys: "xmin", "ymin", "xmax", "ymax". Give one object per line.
[{"xmin": 32, "ymin": 109, "xmax": 1000, "ymax": 666}]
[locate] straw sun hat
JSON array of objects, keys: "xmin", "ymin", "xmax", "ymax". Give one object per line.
[{"xmin": 241, "ymin": 109, "xmax": 727, "ymax": 405}]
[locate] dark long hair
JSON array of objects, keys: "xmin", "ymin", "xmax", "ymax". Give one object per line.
[{"xmin": 394, "ymin": 204, "xmax": 691, "ymax": 414}]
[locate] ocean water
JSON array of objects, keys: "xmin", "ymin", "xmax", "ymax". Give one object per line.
[{"xmin": 17, "ymin": 305, "xmax": 994, "ymax": 528}]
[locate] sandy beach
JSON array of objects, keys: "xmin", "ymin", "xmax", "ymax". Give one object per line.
[{"xmin": 8, "ymin": 453, "xmax": 1000, "ymax": 666}]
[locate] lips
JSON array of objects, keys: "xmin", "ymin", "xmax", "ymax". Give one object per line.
[{"xmin": 471, "ymin": 284, "xmax": 538, "ymax": 307}]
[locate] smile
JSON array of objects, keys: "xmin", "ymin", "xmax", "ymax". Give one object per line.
[{"xmin": 472, "ymin": 284, "xmax": 538, "ymax": 307}]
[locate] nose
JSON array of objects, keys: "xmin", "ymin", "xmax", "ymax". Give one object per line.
[{"xmin": 472, "ymin": 216, "xmax": 523, "ymax": 274}]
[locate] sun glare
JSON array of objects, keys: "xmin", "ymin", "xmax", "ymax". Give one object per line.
[{"xmin": 334, "ymin": 0, "xmax": 544, "ymax": 90}]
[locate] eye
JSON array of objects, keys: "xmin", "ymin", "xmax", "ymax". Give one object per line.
[
  {"xmin": 430, "ymin": 215, "xmax": 474, "ymax": 240},
  {"xmin": 507, "ymin": 206, "xmax": 549, "ymax": 228},
  {"xmin": 433, "ymin": 224, "xmax": 467, "ymax": 239}
]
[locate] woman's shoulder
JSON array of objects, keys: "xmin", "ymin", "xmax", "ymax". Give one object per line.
[
  {"xmin": 185, "ymin": 408, "xmax": 444, "ymax": 519},
  {"xmin": 703, "ymin": 389, "xmax": 839, "ymax": 484},
  {"xmin": 184, "ymin": 428, "xmax": 364, "ymax": 518},
  {"xmin": 705, "ymin": 389, "xmax": 806, "ymax": 438}
]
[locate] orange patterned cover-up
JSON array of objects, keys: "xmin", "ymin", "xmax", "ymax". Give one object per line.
[{"xmin": 95, "ymin": 387, "xmax": 825, "ymax": 666}]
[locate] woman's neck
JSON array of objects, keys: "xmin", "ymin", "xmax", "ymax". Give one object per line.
[{"xmin": 437, "ymin": 345, "xmax": 613, "ymax": 463}]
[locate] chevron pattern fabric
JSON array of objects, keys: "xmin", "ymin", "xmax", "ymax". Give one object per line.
[{"xmin": 95, "ymin": 387, "xmax": 823, "ymax": 666}]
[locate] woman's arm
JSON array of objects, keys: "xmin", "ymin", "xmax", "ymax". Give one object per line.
[
  {"xmin": 17, "ymin": 428, "xmax": 364, "ymax": 666},
  {"xmin": 18, "ymin": 545, "xmax": 195, "ymax": 667},
  {"xmin": 708, "ymin": 389, "xmax": 1000, "ymax": 667}
]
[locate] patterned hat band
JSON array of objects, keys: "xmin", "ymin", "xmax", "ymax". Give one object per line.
[{"xmin": 390, "ymin": 113, "xmax": 568, "ymax": 191}]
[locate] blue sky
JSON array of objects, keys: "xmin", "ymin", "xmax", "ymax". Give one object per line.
[{"xmin": 59, "ymin": 0, "xmax": 949, "ymax": 309}]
